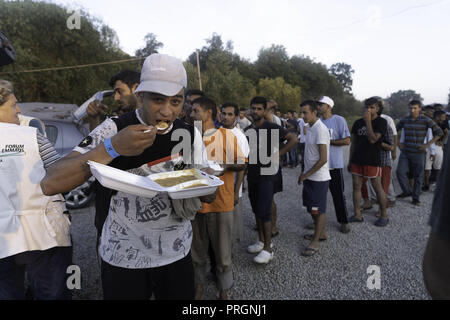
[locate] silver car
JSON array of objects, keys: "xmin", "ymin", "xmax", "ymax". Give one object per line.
[{"xmin": 19, "ymin": 102, "xmax": 95, "ymax": 209}]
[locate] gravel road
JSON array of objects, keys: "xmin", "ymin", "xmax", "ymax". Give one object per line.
[{"xmin": 70, "ymin": 146, "xmax": 432, "ymax": 300}]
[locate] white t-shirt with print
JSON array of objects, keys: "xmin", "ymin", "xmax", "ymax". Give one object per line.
[
  {"xmin": 303, "ymin": 119, "xmax": 331, "ymax": 182},
  {"xmin": 231, "ymin": 126, "xmax": 250, "ymax": 198},
  {"xmin": 74, "ymin": 112, "xmax": 208, "ymax": 269},
  {"xmin": 381, "ymin": 114, "xmax": 397, "ymax": 136}
]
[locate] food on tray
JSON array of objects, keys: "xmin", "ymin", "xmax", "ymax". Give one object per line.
[
  {"xmin": 184, "ymin": 183, "xmax": 209, "ymax": 189},
  {"xmin": 153, "ymin": 175, "xmax": 198, "ymax": 187},
  {"xmin": 156, "ymin": 121, "xmax": 169, "ymax": 130}
]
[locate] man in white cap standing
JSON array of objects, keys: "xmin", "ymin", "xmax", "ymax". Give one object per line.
[
  {"xmin": 316, "ymin": 96, "xmax": 351, "ymax": 233},
  {"xmin": 41, "ymin": 53, "xmax": 212, "ymax": 300}
]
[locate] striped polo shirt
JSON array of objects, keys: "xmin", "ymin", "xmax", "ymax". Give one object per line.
[{"xmin": 396, "ymin": 115, "xmax": 443, "ymax": 153}]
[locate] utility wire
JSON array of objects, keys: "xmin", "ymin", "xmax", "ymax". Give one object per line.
[{"xmin": 0, "ymin": 57, "xmax": 145, "ymax": 75}]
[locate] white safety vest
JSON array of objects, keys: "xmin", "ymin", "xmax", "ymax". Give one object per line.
[{"xmin": 0, "ymin": 122, "xmax": 71, "ymax": 259}]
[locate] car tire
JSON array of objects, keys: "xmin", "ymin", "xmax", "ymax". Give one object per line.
[{"xmin": 64, "ymin": 179, "xmax": 95, "ymax": 209}]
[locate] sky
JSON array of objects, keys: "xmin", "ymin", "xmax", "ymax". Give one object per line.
[{"xmin": 54, "ymin": 0, "xmax": 450, "ymax": 104}]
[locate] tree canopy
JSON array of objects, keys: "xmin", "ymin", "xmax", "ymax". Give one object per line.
[
  {"xmin": 135, "ymin": 33, "xmax": 163, "ymax": 57},
  {"xmin": 385, "ymin": 90, "xmax": 423, "ymax": 119},
  {"xmin": 0, "ymin": 0, "xmax": 141, "ymax": 105},
  {"xmin": 0, "ymin": 1, "xmax": 415, "ymax": 121}
]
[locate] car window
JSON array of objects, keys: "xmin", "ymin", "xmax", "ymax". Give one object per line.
[{"xmin": 45, "ymin": 125, "xmax": 58, "ymax": 145}]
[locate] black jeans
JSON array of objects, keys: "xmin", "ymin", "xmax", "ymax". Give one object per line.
[
  {"xmin": 101, "ymin": 252, "xmax": 195, "ymax": 300},
  {"xmin": 0, "ymin": 246, "xmax": 72, "ymax": 300},
  {"xmin": 329, "ymin": 169, "xmax": 349, "ymax": 224},
  {"xmin": 297, "ymin": 143, "xmax": 305, "ymax": 171}
]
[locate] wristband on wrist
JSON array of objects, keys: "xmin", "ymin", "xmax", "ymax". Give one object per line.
[{"xmin": 104, "ymin": 138, "xmax": 120, "ymax": 158}]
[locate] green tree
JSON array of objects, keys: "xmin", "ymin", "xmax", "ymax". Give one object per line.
[
  {"xmin": 202, "ymin": 51, "xmax": 256, "ymax": 107},
  {"xmin": 289, "ymin": 55, "xmax": 342, "ymax": 100},
  {"xmin": 255, "ymin": 45, "xmax": 293, "ymax": 82},
  {"xmin": 135, "ymin": 33, "xmax": 163, "ymax": 57},
  {"xmin": 386, "ymin": 90, "xmax": 423, "ymax": 119},
  {"xmin": 0, "ymin": 1, "xmax": 139, "ymax": 105},
  {"xmin": 186, "ymin": 34, "xmax": 256, "ymax": 107},
  {"xmin": 329, "ymin": 62, "xmax": 354, "ymax": 93},
  {"xmin": 256, "ymin": 77, "xmax": 301, "ymax": 112},
  {"xmin": 333, "ymin": 93, "xmax": 364, "ymax": 120}
]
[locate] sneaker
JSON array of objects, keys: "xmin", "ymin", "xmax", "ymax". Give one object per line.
[
  {"xmin": 254, "ymin": 250, "xmax": 274, "ymax": 264},
  {"xmin": 247, "ymin": 241, "xmax": 273, "ymax": 254},
  {"xmin": 422, "ymin": 185, "xmax": 429, "ymax": 191},
  {"xmin": 412, "ymin": 199, "xmax": 421, "ymax": 206},
  {"xmin": 388, "ymin": 200, "xmax": 396, "ymax": 207},
  {"xmin": 247, "ymin": 241, "xmax": 264, "ymax": 253},
  {"xmin": 396, "ymin": 192, "xmax": 412, "ymax": 198}
]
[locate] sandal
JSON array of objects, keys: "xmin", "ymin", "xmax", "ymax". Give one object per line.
[
  {"xmin": 360, "ymin": 205, "xmax": 373, "ymax": 212},
  {"xmin": 374, "ymin": 217, "xmax": 389, "ymax": 227},
  {"xmin": 303, "ymin": 234, "xmax": 327, "ymax": 242},
  {"xmin": 349, "ymin": 215, "xmax": 364, "ymax": 223},
  {"xmin": 301, "ymin": 247, "xmax": 318, "ymax": 257}
]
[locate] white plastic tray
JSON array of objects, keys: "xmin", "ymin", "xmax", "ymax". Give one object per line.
[{"xmin": 87, "ymin": 161, "xmax": 223, "ymax": 199}]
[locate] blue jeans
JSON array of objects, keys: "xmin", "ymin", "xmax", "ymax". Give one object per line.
[
  {"xmin": 396, "ymin": 151, "xmax": 425, "ymax": 201},
  {"xmin": 0, "ymin": 246, "xmax": 72, "ymax": 300}
]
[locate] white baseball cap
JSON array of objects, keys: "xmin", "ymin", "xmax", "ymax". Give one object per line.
[
  {"xmin": 135, "ymin": 53, "xmax": 187, "ymax": 96},
  {"xmin": 317, "ymin": 96, "xmax": 334, "ymax": 108}
]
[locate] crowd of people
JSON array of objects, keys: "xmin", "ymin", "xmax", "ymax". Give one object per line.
[{"xmin": 1, "ymin": 53, "xmax": 449, "ymax": 300}]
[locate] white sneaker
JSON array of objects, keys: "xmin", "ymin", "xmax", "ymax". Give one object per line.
[
  {"xmin": 247, "ymin": 241, "xmax": 264, "ymax": 253},
  {"xmin": 254, "ymin": 250, "xmax": 274, "ymax": 264},
  {"xmin": 247, "ymin": 242, "xmax": 273, "ymax": 254}
]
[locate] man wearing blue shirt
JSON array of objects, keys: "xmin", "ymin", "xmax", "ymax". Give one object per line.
[{"xmin": 317, "ymin": 96, "xmax": 351, "ymax": 233}]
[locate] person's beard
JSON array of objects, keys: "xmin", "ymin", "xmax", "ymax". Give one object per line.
[
  {"xmin": 252, "ymin": 113, "xmax": 262, "ymax": 122},
  {"xmin": 118, "ymin": 94, "xmax": 138, "ymax": 114}
]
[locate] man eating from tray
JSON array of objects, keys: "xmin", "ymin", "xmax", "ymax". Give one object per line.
[{"xmin": 41, "ymin": 53, "xmax": 213, "ymax": 300}]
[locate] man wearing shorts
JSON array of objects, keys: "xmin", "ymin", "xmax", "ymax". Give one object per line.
[
  {"xmin": 424, "ymin": 110, "xmax": 448, "ymax": 191},
  {"xmin": 348, "ymin": 97, "xmax": 388, "ymax": 227},
  {"xmin": 298, "ymin": 100, "xmax": 330, "ymax": 257},
  {"xmin": 317, "ymin": 96, "xmax": 351, "ymax": 234},
  {"xmin": 244, "ymin": 97, "xmax": 297, "ymax": 264}
]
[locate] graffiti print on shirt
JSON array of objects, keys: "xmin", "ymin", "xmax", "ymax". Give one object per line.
[
  {"xmin": 135, "ymin": 194, "xmax": 168, "ymax": 222},
  {"xmin": 135, "ymin": 256, "xmax": 152, "ymax": 268},
  {"xmin": 109, "ymin": 219, "xmax": 128, "ymax": 236},
  {"xmin": 125, "ymin": 246, "xmax": 140, "ymax": 261},
  {"xmin": 112, "ymin": 197, "xmax": 130, "ymax": 218},
  {"xmin": 140, "ymin": 234, "xmax": 153, "ymax": 249},
  {"xmin": 172, "ymin": 226, "xmax": 192, "ymax": 256}
]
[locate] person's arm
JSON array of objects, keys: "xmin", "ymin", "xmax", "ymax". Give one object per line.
[
  {"xmin": 41, "ymin": 124, "xmax": 157, "ymax": 196},
  {"xmin": 391, "ymin": 135, "xmax": 398, "ymax": 160},
  {"xmin": 381, "ymin": 126, "xmax": 394, "ymax": 151},
  {"xmin": 234, "ymin": 168, "xmax": 246, "ymax": 205},
  {"xmin": 348, "ymin": 134, "xmax": 355, "ymax": 172},
  {"xmin": 364, "ymin": 111, "xmax": 382, "ymax": 144},
  {"xmin": 381, "ymin": 142, "xmax": 394, "ymax": 151},
  {"xmin": 86, "ymin": 101, "xmax": 109, "ymax": 131},
  {"xmin": 419, "ymin": 119, "xmax": 444, "ymax": 152},
  {"xmin": 437, "ymin": 129, "xmax": 448, "ymax": 147},
  {"xmin": 298, "ymin": 144, "xmax": 327, "ymax": 184},
  {"xmin": 223, "ymin": 164, "xmax": 247, "ymax": 172},
  {"xmin": 419, "ymin": 133, "xmax": 441, "ymax": 152},
  {"xmin": 279, "ymin": 132, "xmax": 298, "ymax": 156},
  {"xmin": 331, "ymin": 137, "xmax": 350, "ymax": 146},
  {"xmin": 331, "ymin": 117, "xmax": 351, "ymax": 146}
]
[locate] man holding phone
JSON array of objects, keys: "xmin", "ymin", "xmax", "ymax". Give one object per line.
[{"xmin": 86, "ymin": 70, "xmax": 141, "ymax": 131}]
